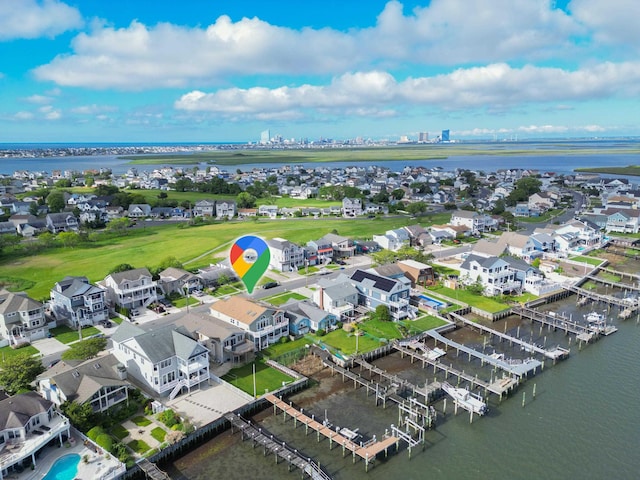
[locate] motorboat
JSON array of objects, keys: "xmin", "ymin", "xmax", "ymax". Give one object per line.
[{"xmin": 442, "ymin": 382, "xmax": 487, "ymax": 415}]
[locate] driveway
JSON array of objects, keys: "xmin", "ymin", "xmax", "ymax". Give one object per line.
[{"xmin": 32, "ymin": 337, "xmax": 69, "ymax": 358}]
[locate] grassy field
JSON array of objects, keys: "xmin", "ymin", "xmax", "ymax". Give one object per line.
[
  {"xmin": 261, "ymin": 338, "xmax": 310, "ymax": 358},
  {"xmin": 574, "ymin": 166, "xmax": 640, "ymax": 176},
  {"xmin": 150, "ymin": 427, "xmax": 166, "ymax": 443},
  {"xmin": 517, "ymin": 209, "xmax": 564, "ymax": 223},
  {"xmin": 132, "ymin": 416, "xmax": 152, "ymax": 427},
  {"xmin": 127, "ymin": 439, "xmax": 151, "ymax": 455},
  {"xmin": 110, "ymin": 424, "xmax": 129, "ymax": 441},
  {"xmin": 317, "ymin": 329, "xmax": 382, "ymax": 356},
  {"xmin": 264, "ymin": 292, "xmax": 307, "ymax": 306},
  {"xmin": 2, "ymin": 216, "xmax": 439, "ymax": 299},
  {"xmin": 222, "ymin": 359, "xmax": 294, "ymax": 396},
  {"xmin": 49, "ymin": 325, "xmax": 100, "ymax": 344},
  {"xmin": 400, "ymin": 315, "xmax": 447, "ymax": 335},
  {"xmin": 569, "ymin": 255, "xmax": 604, "ymax": 266},
  {"xmin": 359, "ymin": 319, "xmax": 403, "ymax": 340},
  {"xmin": 173, "ymin": 296, "xmax": 200, "ymax": 308},
  {"xmin": 428, "ymin": 285, "xmax": 511, "ymax": 313}
]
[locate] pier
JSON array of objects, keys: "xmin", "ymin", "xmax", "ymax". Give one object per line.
[
  {"xmin": 598, "ymin": 266, "xmax": 640, "ymax": 283},
  {"xmin": 511, "ymin": 305, "xmax": 597, "ymax": 342},
  {"xmin": 564, "ymin": 284, "xmax": 637, "ymax": 309},
  {"xmin": 226, "ymin": 412, "xmax": 330, "ymax": 480},
  {"xmin": 425, "ymin": 330, "xmax": 543, "ymax": 378},
  {"xmin": 448, "ymin": 312, "xmax": 570, "ymax": 361},
  {"xmin": 264, "ymin": 394, "xmax": 400, "ymax": 472},
  {"xmin": 138, "ymin": 459, "xmax": 171, "ymax": 480},
  {"xmin": 585, "ymin": 275, "xmax": 640, "ymax": 292},
  {"xmin": 392, "ymin": 342, "xmax": 518, "ymax": 398}
]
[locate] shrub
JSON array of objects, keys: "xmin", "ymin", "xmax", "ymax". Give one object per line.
[
  {"xmin": 95, "ymin": 433, "xmax": 113, "ymax": 453},
  {"xmin": 87, "ymin": 426, "xmax": 105, "ymax": 441},
  {"xmin": 157, "ymin": 409, "xmax": 179, "ymax": 428},
  {"xmin": 316, "ymin": 329, "xmax": 326, "ymax": 337}
]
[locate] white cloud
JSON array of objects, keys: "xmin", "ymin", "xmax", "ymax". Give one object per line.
[
  {"xmin": 33, "ymin": 1, "xmax": 584, "ymax": 90},
  {"xmin": 39, "ymin": 105, "xmax": 61, "ymax": 120},
  {"xmin": 71, "ymin": 104, "xmax": 117, "ymax": 114},
  {"xmin": 13, "ymin": 111, "xmax": 34, "ymax": 120},
  {"xmin": 0, "ymin": 0, "xmax": 83, "ymax": 40},
  {"xmin": 175, "ymin": 62, "xmax": 640, "ymax": 120},
  {"xmin": 25, "ymin": 94, "xmax": 54, "ymax": 104},
  {"xmin": 457, "ymin": 124, "xmax": 610, "ymax": 136},
  {"xmin": 570, "ymin": 0, "xmax": 640, "ymax": 48}
]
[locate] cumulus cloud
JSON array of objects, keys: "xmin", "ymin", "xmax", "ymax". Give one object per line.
[
  {"xmin": 0, "ymin": 0, "xmax": 83, "ymax": 40},
  {"xmin": 175, "ymin": 62, "xmax": 640, "ymax": 120},
  {"xmin": 71, "ymin": 104, "xmax": 118, "ymax": 114},
  {"xmin": 24, "ymin": 94, "xmax": 54, "ymax": 104},
  {"xmin": 33, "ymin": 0, "xmax": 585, "ymax": 90},
  {"xmin": 570, "ymin": 0, "xmax": 640, "ymax": 48},
  {"xmin": 13, "ymin": 111, "xmax": 34, "ymax": 120},
  {"xmin": 39, "ymin": 105, "xmax": 61, "ymax": 120}
]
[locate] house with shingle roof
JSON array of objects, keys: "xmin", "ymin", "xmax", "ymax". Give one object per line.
[
  {"xmin": 112, "ymin": 322, "xmax": 209, "ymax": 399},
  {"xmin": 37, "ymin": 354, "xmax": 129, "ymax": 412},
  {"xmin": 282, "ymin": 300, "xmax": 338, "ymax": 335},
  {"xmin": 159, "ymin": 267, "xmax": 202, "ymax": 295},
  {"xmin": 350, "ymin": 269, "xmax": 413, "ymax": 321},
  {"xmin": 49, "ymin": 276, "xmax": 109, "ymax": 328},
  {"xmin": 209, "ymin": 296, "xmax": 289, "ymax": 351},
  {"xmin": 0, "ymin": 290, "xmax": 47, "ymax": 346},
  {"xmin": 102, "ymin": 268, "xmax": 157, "ymax": 311},
  {"xmin": 313, "ymin": 276, "xmax": 359, "ymax": 321}
]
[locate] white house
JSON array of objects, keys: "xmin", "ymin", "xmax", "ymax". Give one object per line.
[
  {"xmin": 0, "ymin": 290, "xmax": 48, "ymax": 346},
  {"xmin": 49, "ymin": 276, "xmax": 109, "ymax": 328},
  {"xmin": 102, "ymin": 268, "xmax": 158, "ymax": 311},
  {"xmin": 112, "ymin": 322, "xmax": 209, "ymax": 400},
  {"xmin": 266, "ymin": 237, "xmax": 306, "ymax": 272},
  {"xmin": 459, "ymin": 254, "xmax": 521, "ymax": 296},
  {"xmin": 342, "ymin": 197, "xmax": 363, "ymax": 217},
  {"xmin": 314, "ymin": 277, "xmax": 359, "ymax": 321}
]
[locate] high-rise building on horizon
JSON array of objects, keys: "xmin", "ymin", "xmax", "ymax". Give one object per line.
[
  {"xmin": 418, "ymin": 132, "xmax": 429, "ymax": 143},
  {"xmin": 260, "ymin": 129, "xmax": 270, "ymax": 144},
  {"xmin": 441, "ymin": 129, "xmax": 450, "ymax": 142}
]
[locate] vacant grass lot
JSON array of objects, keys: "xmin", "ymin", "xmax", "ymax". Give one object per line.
[
  {"xmin": 569, "ymin": 255, "xmax": 604, "ymax": 266},
  {"xmin": 222, "ymin": 360, "xmax": 294, "ymax": 396},
  {"xmin": 400, "ymin": 315, "xmax": 448, "ymax": 335},
  {"xmin": 317, "ymin": 329, "xmax": 382, "ymax": 356},
  {"xmin": 261, "ymin": 338, "xmax": 310, "ymax": 358},
  {"xmin": 264, "ymin": 292, "xmax": 307, "ymax": 306},
  {"xmin": 49, "ymin": 325, "xmax": 100, "ymax": 344},
  {"xmin": 3, "ymin": 216, "xmax": 441, "ymax": 298},
  {"xmin": 359, "ymin": 319, "xmax": 403, "ymax": 340},
  {"xmin": 428, "ymin": 285, "xmax": 511, "ymax": 313}
]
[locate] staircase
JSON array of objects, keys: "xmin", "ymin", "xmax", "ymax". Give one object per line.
[{"xmin": 168, "ymin": 379, "xmax": 187, "ymax": 400}]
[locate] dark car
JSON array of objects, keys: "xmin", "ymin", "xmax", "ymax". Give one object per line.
[{"xmin": 262, "ymin": 282, "xmax": 279, "ymax": 289}]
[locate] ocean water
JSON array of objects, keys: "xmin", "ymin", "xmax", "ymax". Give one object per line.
[{"xmin": 169, "ymin": 296, "xmax": 640, "ymax": 480}]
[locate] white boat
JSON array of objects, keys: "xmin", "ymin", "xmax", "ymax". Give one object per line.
[
  {"xmin": 337, "ymin": 427, "xmax": 359, "ymax": 441},
  {"xmin": 442, "ymin": 382, "xmax": 487, "ymax": 415},
  {"xmin": 585, "ymin": 311, "xmax": 605, "ymax": 323}
]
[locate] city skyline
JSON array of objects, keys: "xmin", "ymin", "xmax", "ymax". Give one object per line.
[{"xmin": 1, "ymin": 0, "xmax": 639, "ymax": 143}]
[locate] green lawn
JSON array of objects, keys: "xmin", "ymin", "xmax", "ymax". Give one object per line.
[
  {"xmin": 110, "ymin": 424, "xmax": 129, "ymax": 441},
  {"xmin": 150, "ymin": 427, "xmax": 166, "ymax": 443},
  {"xmin": 111, "ymin": 316, "xmax": 124, "ymax": 325},
  {"xmin": 173, "ymin": 296, "xmax": 200, "ymax": 308},
  {"xmin": 1, "ymin": 216, "xmax": 447, "ymax": 298},
  {"xmin": 428, "ymin": 285, "xmax": 511, "ymax": 313},
  {"xmin": 261, "ymin": 337, "xmax": 310, "ymax": 358},
  {"xmin": 49, "ymin": 325, "xmax": 100, "ymax": 344},
  {"xmin": 517, "ymin": 209, "xmax": 564, "ymax": 223},
  {"xmin": 316, "ymin": 329, "xmax": 382, "ymax": 356},
  {"xmin": 214, "ymin": 284, "xmax": 241, "ymax": 296},
  {"xmin": 0, "ymin": 345, "xmax": 39, "ymax": 366},
  {"xmin": 569, "ymin": 255, "xmax": 604, "ymax": 266},
  {"xmin": 598, "ymin": 272, "xmax": 621, "ymax": 282},
  {"xmin": 400, "ymin": 315, "xmax": 447, "ymax": 335},
  {"xmin": 359, "ymin": 318, "xmax": 403, "ymax": 340},
  {"xmin": 132, "ymin": 416, "xmax": 152, "ymax": 427},
  {"xmin": 264, "ymin": 292, "xmax": 307, "ymax": 306},
  {"xmin": 127, "ymin": 439, "xmax": 151, "ymax": 455},
  {"xmin": 222, "ymin": 360, "xmax": 294, "ymax": 396}
]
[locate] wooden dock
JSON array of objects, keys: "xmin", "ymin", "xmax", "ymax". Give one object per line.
[
  {"xmin": 225, "ymin": 412, "xmax": 331, "ymax": 480},
  {"xmin": 449, "ymin": 312, "xmax": 570, "ymax": 361},
  {"xmin": 564, "ymin": 284, "xmax": 636, "ymax": 308},
  {"xmin": 138, "ymin": 459, "xmax": 171, "ymax": 480},
  {"xmin": 511, "ymin": 305, "xmax": 597, "ymax": 342},
  {"xmin": 585, "ymin": 275, "xmax": 640, "ymax": 292},
  {"xmin": 264, "ymin": 394, "xmax": 399, "ymax": 471},
  {"xmin": 392, "ymin": 342, "xmax": 518, "ymax": 397},
  {"xmin": 598, "ymin": 266, "xmax": 640, "ymax": 283}
]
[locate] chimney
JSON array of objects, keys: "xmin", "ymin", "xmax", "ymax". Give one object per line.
[
  {"xmin": 319, "ymin": 287, "xmax": 324, "ymax": 310},
  {"xmin": 114, "ymin": 363, "xmax": 127, "ymax": 380}
]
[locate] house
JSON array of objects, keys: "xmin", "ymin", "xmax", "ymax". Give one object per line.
[
  {"xmin": 313, "ymin": 277, "xmax": 359, "ymax": 321},
  {"xmin": 37, "ymin": 354, "xmax": 129, "ymax": 412},
  {"xmin": 495, "ymin": 232, "xmax": 536, "ymax": 259},
  {"xmin": 45, "ymin": 212, "xmax": 79, "ymax": 233},
  {"xmin": 350, "ymin": 269, "xmax": 413, "ymax": 320},
  {"xmin": 258, "ymin": 205, "xmax": 279, "ymax": 218},
  {"xmin": 102, "ymin": 268, "xmax": 158, "ymax": 311},
  {"xmin": 306, "ymin": 237, "xmax": 334, "ymax": 264},
  {"xmin": 403, "ymin": 224, "xmax": 428, "ymax": 246},
  {"xmin": 321, "ymin": 232, "xmax": 355, "ymax": 258},
  {"xmin": 266, "ymin": 238, "xmax": 306, "ymax": 272},
  {"xmin": 0, "ymin": 222, "xmax": 16, "ymax": 235},
  {"xmin": 554, "ymin": 220, "xmax": 602, "ymax": 251},
  {"xmin": 127, "ymin": 204, "xmax": 152, "ymax": 218},
  {"xmin": 209, "ymin": 296, "xmax": 289, "ymax": 351},
  {"xmin": 373, "ymin": 228, "xmax": 410, "ymax": 252},
  {"xmin": 342, "ymin": 197, "xmax": 363, "ymax": 217},
  {"xmin": 283, "ymin": 300, "xmax": 338, "ymax": 335},
  {"xmin": 159, "ymin": 267, "xmax": 202, "ymax": 295},
  {"xmin": 397, "ymin": 259, "xmax": 435, "ymax": 287},
  {"xmin": 49, "ymin": 276, "xmax": 109, "ymax": 328},
  {"xmin": 193, "ymin": 199, "xmax": 216, "ymax": 217},
  {"xmin": 528, "ymin": 192, "xmax": 555, "ymax": 211},
  {"xmin": 450, "ymin": 210, "xmax": 497, "ymax": 234},
  {"xmin": 0, "ymin": 392, "xmax": 71, "ymax": 478},
  {"xmin": 459, "ymin": 254, "xmax": 520, "ymax": 296},
  {"xmin": 177, "ymin": 312, "xmax": 253, "ymax": 364},
  {"xmin": 0, "ymin": 290, "xmax": 48, "ymax": 346},
  {"xmin": 215, "ymin": 199, "xmax": 236, "ymax": 219},
  {"xmin": 472, "ymin": 239, "xmax": 506, "ymax": 258},
  {"xmin": 196, "ymin": 265, "xmax": 237, "ymax": 287},
  {"xmin": 112, "ymin": 322, "xmax": 209, "ymax": 399}
]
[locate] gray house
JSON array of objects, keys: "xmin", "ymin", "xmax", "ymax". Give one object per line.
[{"xmin": 50, "ymin": 276, "xmax": 109, "ymax": 328}]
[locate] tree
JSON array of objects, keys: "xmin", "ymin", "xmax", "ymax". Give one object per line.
[
  {"xmin": 58, "ymin": 231, "xmax": 80, "ymax": 248},
  {"xmin": 94, "ymin": 184, "xmax": 119, "ymax": 196},
  {"xmin": 491, "ymin": 199, "xmax": 506, "ymax": 215},
  {"xmin": 531, "ymin": 257, "xmax": 541, "ymax": 268},
  {"xmin": 506, "ymin": 177, "xmax": 542, "ymax": 206},
  {"xmin": 61, "ymin": 337, "xmax": 107, "ymax": 361},
  {"xmin": 106, "ymin": 217, "xmax": 131, "ymax": 234},
  {"xmin": 237, "ymin": 192, "xmax": 257, "ymax": 208},
  {"xmin": 374, "ymin": 305, "xmax": 392, "ymax": 322},
  {"xmin": 109, "ymin": 263, "xmax": 135, "ymax": 274},
  {"xmin": 391, "ymin": 189, "xmax": 405, "ymax": 200},
  {"xmin": 60, "ymin": 401, "xmax": 96, "ymax": 432},
  {"xmin": 46, "ymin": 191, "xmax": 66, "ymax": 212},
  {"xmin": 29, "ymin": 202, "xmax": 39, "ymax": 216},
  {"xmin": 156, "ymin": 256, "xmax": 183, "ymax": 273},
  {"xmin": 406, "ymin": 201, "xmax": 428, "ymax": 215},
  {"xmin": 0, "ymin": 354, "xmax": 45, "ymax": 394}
]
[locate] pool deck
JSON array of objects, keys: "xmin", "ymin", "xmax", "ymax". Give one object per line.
[{"xmin": 9, "ymin": 439, "xmax": 124, "ymax": 480}]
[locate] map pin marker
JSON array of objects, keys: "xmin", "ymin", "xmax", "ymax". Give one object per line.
[{"xmin": 229, "ymin": 235, "xmax": 271, "ymax": 294}]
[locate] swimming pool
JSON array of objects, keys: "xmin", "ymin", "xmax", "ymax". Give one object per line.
[
  {"xmin": 42, "ymin": 453, "xmax": 80, "ymax": 480},
  {"xmin": 419, "ymin": 294, "xmax": 448, "ymax": 311}
]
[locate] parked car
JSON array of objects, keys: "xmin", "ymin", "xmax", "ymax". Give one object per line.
[
  {"xmin": 262, "ymin": 282, "xmax": 279, "ymax": 289},
  {"xmin": 100, "ymin": 320, "xmax": 113, "ymax": 328}
]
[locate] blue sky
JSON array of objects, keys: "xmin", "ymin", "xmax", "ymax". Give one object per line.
[{"xmin": 1, "ymin": 0, "xmax": 639, "ymax": 143}]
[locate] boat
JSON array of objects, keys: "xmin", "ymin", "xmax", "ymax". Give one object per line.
[
  {"xmin": 585, "ymin": 311, "xmax": 606, "ymax": 323},
  {"xmin": 337, "ymin": 427, "xmax": 359, "ymax": 441},
  {"xmin": 442, "ymin": 382, "xmax": 487, "ymax": 415}
]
